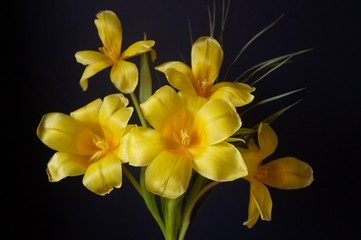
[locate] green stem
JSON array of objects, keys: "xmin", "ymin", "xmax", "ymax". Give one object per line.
[
  {"xmin": 130, "ymin": 92, "xmax": 148, "ymax": 127},
  {"xmin": 122, "ymin": 165, "xmax": 142, "ymax": 196},
  {"xmin": 164, "ymin": 197, "xmax": 183, "ymax": 240},
  {"xmin": 140, "ymin": 167, "xmax": 166, "ymax": 237},
  {"xmin": 178, "ymin": 178, "xmax": 220, "ymax": 240}
]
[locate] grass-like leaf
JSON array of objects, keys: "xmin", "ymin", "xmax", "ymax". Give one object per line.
[
  {"xmin": 223, "ymin": 13, "xmax": 285, "ymax": 81},
  {"xmin": 260, "ymin": 99, "xmax": 302, "ymax": 125},
  {"xmin": 240, "ymin": 88, "xmax": 305, "ymax": 117}
]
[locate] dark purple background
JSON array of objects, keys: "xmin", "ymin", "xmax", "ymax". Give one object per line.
[{"xmin": 13, "ymin": 0, "xmax": 360, "ymax": 239}]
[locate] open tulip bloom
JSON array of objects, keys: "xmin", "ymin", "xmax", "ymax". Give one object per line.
[{"xmin": 37, "ymin": 3, "xmax": 314, "ymax": 240}]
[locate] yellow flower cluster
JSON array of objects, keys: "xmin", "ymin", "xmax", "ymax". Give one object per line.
[{"xmin": 36, "ymin": 8, "xmax": 313, "ymax": 240}]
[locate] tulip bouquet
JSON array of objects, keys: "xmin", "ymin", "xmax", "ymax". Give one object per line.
[{"xmin": 36, "ymin": 1, "xmax": 314, "ymax": 239}]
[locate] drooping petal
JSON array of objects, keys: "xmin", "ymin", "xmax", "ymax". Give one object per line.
[
  {"xmin": 95, "ymin": 10, "xmax": 122, "ymax": 54},
  {"xmin": 251, "ymin": 179, "xmax": 272, "ymax": 221},
  {"xmin": 155, "ymin": 61, "xmax": 196, "ymax": 95},
  {"xmin": 37, "ymin": 113, "xmax": 96, "ymax": 155},
  {"xmin": 75, "ymin": 50, "xmax": 109, "ymax": 65},
  {"xmin": 79, "ymin": 61, "xmax": 112, "ymax": 91},
  {"xmin": 47, "ymin": 152, "xmax": 88, "ymax": 182},
  {"xmin": 126, "ymin": 127, "xmax": 167, "ymax": 166},
  {"xmin": 258, "ymin": 123, "xmax": 278, "ymax": 159},
  {"xmin": 140, "ymin": 86, "xmax": 182, "ymax": 131},
  {"xmin": 192, "ymin": 142, "xmax": 247, "ymax": 181},
  {"xmin": 145, "ymin": 151, "xmax": 193, "ymax": 199},
  {"xmin": 257, "ymin": 157, "xmax": 314, "ymax": 189},
  {"xmin": 198, "ymin": 98, "xmax": 241, "ymax": 144},
  {"xmin": 209, "ymin": 82, "xmax": 256, "ymax": 107},
  {"xmin": 243, "ymin": 187, "xmax": 260, "ymax": 228},
  {"xmin": 110, "ymin": 60, "xmax": 138, "ymax": 93},
  {"xmin": 191, "ymin": 36, "xmax": 223, "ymax": 86},
  {"xmin": 121, "ymin": 40, "xmax": 155, "ymax": 59},
  {"xmin": 83, "ymin": 154, "xmax": 123, "ymax": 196}
]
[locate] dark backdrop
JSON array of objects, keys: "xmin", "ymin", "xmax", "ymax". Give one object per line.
[{"xmin": 12, "ymin": 0, "xmax": 360, "ymax": 239}]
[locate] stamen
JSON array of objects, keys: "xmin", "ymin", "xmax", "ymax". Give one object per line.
[
  {"xmin": 173, "ymin": 128, "xmax": 190, "ymax": 146},
  {"xmin": 89, "ymin": 134, "xmax": 110, "ymax": 162}
]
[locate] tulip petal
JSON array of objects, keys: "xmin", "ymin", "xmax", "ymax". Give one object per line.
[
  {"xmin": 126, "ymin": 127, "xmax": 167, "ymax": 166},
  {"xmin": 122, "ymin": 40, "xmax": 155, "ymax": 59},
  {"xmin": 141, "ymin": 86, "xmax": 182, "ymax": 131},
  {"xmin": 83, "ymin": 155, "xmax": 123, "ymax": 196},
  {"xmin": 70, "ymin": 98, "xmax": 102, "ymax": 129},
  {"xmin": 209, "ymin": 82, "xmax": 256, "ymax": 107},
  {"xmin": 251, "ymin": 179, "xmax": 272, "ymax": 221},
  {"xmin": 75, "ymin": 50, "xmax": 109, "ymax": 65},
  {"xmin": 155, "ymin": 61, "xmax": 196, "ymax": 95},
  {"xmin": 192, "ymin": 142, "xmax": 247, "ymax": 181},
  {"xmin": 198, "ymin": 98, "xmax": 241, "ymax": 144},
  {"xmin": 257, "ymin": 157, "xmax": 314, "ymax": 189},
  {"xmin": 37, "ymin": 113, "xmax": 96, "ymax": 155},
  {"xmin": 145, "ymin": 151, "xmax": 193, "ymax": 199},
  {"xmin": 258, "ymin": 123, "xmax": 278, "ymax": 159},
  {"xmin": 95, "ymin": 10, "xmax": 122, "ymax": 54},
  {"xmin": 79, "ymin": 61, "xmax": 111, "ymax": 91},
  {"xmin": 191, "ymin": 36, "xmax": 223, "ymax": 86},
  {"xmin": 110, "ymin": 60, "xmax": 138, "ymax": 93},
  {"xmin": 243, "ymin": 187, "xmax": 261, "ymax": 228},
  {"xmin": 47, "ymin": 152, "xmax": 88, "ymax": 182}
]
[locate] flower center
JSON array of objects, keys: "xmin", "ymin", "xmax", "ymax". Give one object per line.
[
  {"xmin": 255, "ymin": 166, "xmax": 271, "ymax": 181},
  {"xmin": 173, "ymin": 128, "xmax": 190, "ymax": 146},
  {"xmin": 89, "ymin": 134, "xmax": 110, "ymax": 162},
  {"xmin": 99, "ymin": 46, "xmax": 119, "ymax": 63}
]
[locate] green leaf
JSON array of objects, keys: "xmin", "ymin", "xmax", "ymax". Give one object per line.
[
  {"xmin": 260, "ymin": 99, "xmax": 303, "ymax": 125},
  {"xmin": 139, "ymin": 52, "xmax": 152, "ymax": 103}
]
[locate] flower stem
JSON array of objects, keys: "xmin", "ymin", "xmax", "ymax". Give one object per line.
[
  {"xmin": 130, "ymin": 92, "xmax": 148, "ymax": 127},
  {"xmin": 122, "ymin": 165, "xmax": 142, "ymax": 196},
  {"xmin": 178, "ymin": 176, "xmax": 220, "ymax": 240}
]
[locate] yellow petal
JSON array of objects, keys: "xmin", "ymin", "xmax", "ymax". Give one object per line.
[
  {"xmin": 192, "ymin": 142, "xmax": 247, "ymax": 181},
  {"xmin": 110, "ymin": 60, "xmax": 138, "ymax": 93},
  {"xmin": 126, "ymin": 127, "xmax": 166, "ymax": 166},
  {"xmin": 95, "ymin": 10, "xmax": 122, "ymax": 54},
  {"xmin": 37, "ymin": 113, "xmax": 95, "ymax": 155},
  {"xmin": 257, "ymin": 157, "xmax": 314, "ymax": 189},
  {"xmin": 99, "ymin": 94, "xmax": 133, "ymax": 137},
  {"xmin": 191, "ymin": 36, "xmax": 223, "ymax": 86},
  {"xmin": 243, "ymin": 187, "xmax": 260, "ymax": 228},
  {"xmin": 155, "ymin": 61, "xmax": 196, "ymax": 95},
  {"xmin": 79, "ymin": 61, "xmax": 111, "ymax": 91},
  {"xmin": 209, "ymin": 82, "xmax": 256, "ymax": 107},
  {"xmin": 47, "ymin": 152, "xmax": 88, "ymax": 182},
  {"xmin": 145, "ymin": 151, "xmax": 193, "ymax": 199},
  {"xmin": 75, "ymin": 50, "xmax": 109, "ymax": 65},
  {"xmin": 258, "ymin": 123, "xmax": 278, "ymax": 159},
  {"xmin": 83, "ymin": 155, "xmax": 123, "ymax": 196},
  {"xmin": 121, "ymin": 40, "xmax": 155, "ymax": 59},
  {"xmin": 239, "ymin": 146, "xmax": 262, "ymax": 181},
  {"xmin": 70, "ymin": 98, "xmax": 102, "ymax": 127},
  {"xmin": 198, "ymin": 98, "xmax": 241, "ymax": 144},
  {"xmin": 251, "ymin": 179, "xmax": 272, "ymax": 221},
  {"xmin": 140, "ymin": 86, "xmax": 182, "ymax": 131}
]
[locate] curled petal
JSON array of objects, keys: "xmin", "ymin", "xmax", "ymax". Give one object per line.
[
  {"xmin": 192, "ymin": 142, "xmax": 247, "ymax": 181},
  {"xmin": 47, "ymin": 152, "xmax": 88, "ymax": 182},
  {"xmin": 155, "ymin": 61, "xmax": 196, "ymax": 95},
  {"xmin": 191, "ymin": 36, "xmax": 223, "ymax": 86},
  {"xmin": 145, "ymin": 151, "xmax": 193, "ymax": 199},
  {"xmin": 95, "ymin": 10, "xmax": 122, "ymax": 54},
  {"xmin": 257, "ymin": 157, "xmax": 314, "ymax": 189},
  {"xmin": 79, "ymin": 61, "xmax": 111, "ymax": 91},
  {"xmin": 83, "ymin": 155, "xmax": 123, "ymax": 196},
  {"xmin": 122, "ymin": 40, "xmax": 155, "ymax": 59},
  {"xmin": 198, "ymin": 98, "xmax": 241, "ymax": 144},
  {"xmin": 209, "ymin": 82, "xmax": 256, "ymax": 107},
  {"xmin": 110, "ymin": 60, "xmax": 138, "ymax": 93},
  {"xmin": 251, "ymin": 180, "xmax": 272, "ymax": 221},
  {"xmin": 37, "ymin": 113, "xmax": 95, "ymax": 155}
]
